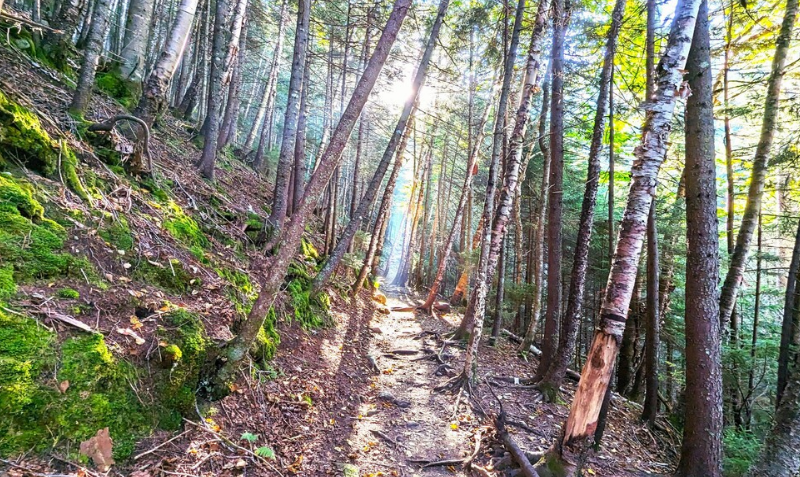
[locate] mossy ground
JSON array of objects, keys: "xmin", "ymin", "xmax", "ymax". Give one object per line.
[
  {"xmin": 0, "ymin": 174, "xmax": 96, "ymax": 282},
  {"xmin": 0, "ymin": 90, "xmax": 88, "ymax": 200},
  {"xmin": 95, "ymin": 70, "xmax": 139, "ymax": 109},
  {"xmin": 283, "ymin": 238, "xmax": 330, "ymax": 329}
]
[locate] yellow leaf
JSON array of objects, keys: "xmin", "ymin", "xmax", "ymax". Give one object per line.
[
  {"xmin": 450, "ymin": 422, "xmax": 459, "ymax": 430},
  {"xmin": 587, "ymin": 469, "xmax": 596, "ymax": 475}
]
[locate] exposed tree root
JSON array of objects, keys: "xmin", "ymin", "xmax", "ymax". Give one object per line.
[{"xmin": 88, "ymin": 114, "xmax": 153, "ymax": 173}]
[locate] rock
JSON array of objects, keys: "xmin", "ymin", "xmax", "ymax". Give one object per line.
[
  {"xmin": 337, "ymin": 463, "xmax": 359, "ymax": 477},
  {"xmin": 378, "ymin": 391, "xmax": 411, "ymax": 408},
  {"xmin": 370, "ymin": 325, "xmax": 383, "ymax": 333},
  {"xmin": 376, "ymin": 306, "xmax": 390, "ymax": 315},
  {"xmin": 372, "ymin": 291, "xmax": 387, "ymax": 305}
]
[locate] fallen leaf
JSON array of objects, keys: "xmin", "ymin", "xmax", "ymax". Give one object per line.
[
  {"xmin": 58, "ymin": 380, "xmax": 70, "ymax": 393},
  {"xmin": 116, "ymin": 327, "xmax": 146, "ymax": 345},
  {"xmin": 79, "ymin": 428, "xmax": 115, "ymax": 472}
]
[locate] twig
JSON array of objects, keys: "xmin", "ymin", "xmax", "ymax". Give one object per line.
[
  {"xmin": 369, "ymin": 429, "xmax": 400, "ymax": 449},
  {"xmin": 133, "ymin": 430, "xmax": 190, "ymax": 460}
]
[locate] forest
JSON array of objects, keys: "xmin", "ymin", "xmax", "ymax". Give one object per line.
[{"xmin": 0, "ymin": 0, "xmax": 799, "ymax": 474}]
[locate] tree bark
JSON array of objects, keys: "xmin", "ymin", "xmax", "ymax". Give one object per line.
[
  {"xmin": 520, "ymin": 71, "xmax": 551, "ymax": 352},
  {"xmin": 549, "ymin": 0, "xmax": 701, "ymax": 462},
  {"xmin": 120, "ymin": 0, "xmax": 156, "ymax": 81},
  {"xmin": 778, "ymin": 219, "xmax": 800, "ymax": 406},
  {"xmin": 675, "ymin": 2, "xmax": 722, "ymax": 475},
  {"xmin": 218, "ymin": 16, "xmax": 248, "ymax": 149},
  {"xmin": 747, "ymin": 240, "xmax": 800, "ymax": 476},
  {"xmin": 292, "ymin": 45, "xmax": 311, "ymax": 214},
  {"xmin": 266, "ymin": 0, "xmax": 309, "ymax": 227},
  {"xmin": 69, "ymin": 0, "xmax": 115, "ymax": 115},
  {"xmin": 537, "ymin": 0, "xmax": 625, "ymax": 398},
  {"xmin": 135, "ymin": 0, "xmax": 200, "ymax": 127},
  {"xmin": 312, "ymin": 0, "xmax": 450, "ymax": 291},
  {"xmin": 718, "ymin": 0, "xmax": 799, "ymax": 328},
  {"xmin": 244, "ymin": 0, "xmax": 287, "ymax": 155},
  {"xmin": 204, "ymin": 0, "xmax": 411, "ymax": 398}
]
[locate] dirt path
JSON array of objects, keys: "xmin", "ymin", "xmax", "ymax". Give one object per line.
[{"xmin": 339, "ymin": 287, "xmax": 478, "ymax": 476}]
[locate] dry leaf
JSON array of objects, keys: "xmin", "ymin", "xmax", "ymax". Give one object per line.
[
  {"xmin": 58, "ymin": 380, "xmax": 70, "ymax": 393},
  {"xmin": 79, "ymin": 428, "xmax": 115, "ymax": 472}
]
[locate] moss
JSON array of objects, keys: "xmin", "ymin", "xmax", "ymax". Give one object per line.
[
  {"xmin": 85, "ymin": 130, "xmax": 123, "ymax": 167},
  {"xmin": 216, "ymin": 267, "xmax": 255, "ymax": 315},
  {"xmin": 0, "ymin": 175, "xmax": 95, "ymax": 282},
  {"xmin": 0, "ymin": 91, "xmax": 88, "ymax": 200},
  {"xmin": 98, "ymin": 216, "xmax": 134, "ymax": 251},
  {"xmin": 285, "ymin": 267, "xmax": 329, "ymax": 329},
  {"xmin": 56, "ymin": 288, "xmax": 80, "ymax": 299},
  {"xmin": 300, "ymin": 237, "xmax": 319, "ymax": 261},
  {"xmin": 0, "ymin": 265, "xmax": 16, "ymax": 301},
  {"xmin": 0, "ymin": 309, "xmax": 153, "ymax": 460},
  {"xmin": 163, "ymin": 202, "xmax": 209, "ymax": 249},
  {"xmin": 251, "ymin": 307, "xmax": 280, "ymax": 362},
  {"xmin": 131, "ymin": 259, "xmax": 194, "ymax": 294},
  {"xmin": 155, "ymin": 308, "xmax": 209, "ymax": 427},
  {"xmin": 95, "ymin": 71, "xmax": 139, "ymax": 109}
]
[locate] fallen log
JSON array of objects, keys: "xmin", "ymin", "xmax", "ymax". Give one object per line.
[{"xmin": 495, "ymin": 411, "xmax": 540, "ymax": 477}]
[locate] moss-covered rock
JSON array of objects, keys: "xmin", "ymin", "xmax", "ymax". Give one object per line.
[
  {"xmin": 96, "ymin": 71, "xmax": 139, "ymax": 109},
  {"xmin": 163, "ymin": 202, "xmax": 209, "ymax": 249},
  {"xmin": 0, "ymin": 90, "xmax": 88, "ymax": 200}
]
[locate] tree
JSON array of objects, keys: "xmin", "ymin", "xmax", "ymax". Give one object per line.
[
  {"xmin": 197, "ymin": 0, "xmax": 248, "ymax": 180},
  {"xmin": 203, "ymin": 0, "xmax": 412, "ymax": 397},
  {"xmin": 536, "ymin": 0, "xmax": 626, "ymax": 399},
  {"xmin": 718, "ymin": 0, "xmax": 799, "ymax": 328},
  {"xmin": 747, "ymin": 242, "xmax": 800, "ymax": 476},
  {"xmin": 311, "ymin": 0, "xmax": 451, "ymax": 291},
  {"xmin": 777, "ymin": 219, "xmax": 800, "ymax": 406},
  {"xmin": 539, "ymin": 0, "xmax": 702, "ymax": 469},
  {"xmin": 135, "ymin": 0, "xmax": 200, "ymax": 127},
  {"xmin": 675, "ymin": 2, "xmax": 723, "ymax": 475},
  {"xmin": 266, "ymin": 0, "xmax": 310, "ymax": 230},
  {"xmin": 69, "ymin": 0, "xmax": 114, "ymax": 115},
  {"xmin": 119, "ymin": 0, "xmax": 155, "ymax": 81}
]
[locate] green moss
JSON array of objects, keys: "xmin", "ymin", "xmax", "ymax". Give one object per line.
[
  {"xmin": 285, "ymin": 263, "xmax": 329, "ymax": 329},
  {"xmin": 251, "ymin": 307, "xmax": 280, "ymax": 363},
  {"xmin": 300, "ymin": 237, "xmax": 319, "ymax": 261},
  {"xmin": 163, "ymin": 202, "xmax": 209, "ymax": 249},
  {"xmin": 131, "ymin": 259, "xmax": 194, "ymax": 294},
  {"xmin": 0, "ymin": 175, "xmax": 96, "ymax": 282},
  {"xmin": 0, "ymin": 309, "xmax": 153, "ymax": 460},
  {"xmin": 95, "ymin": 71, "xmax": 139, "ymax": 109},
  {"xmin": 86, "ymin": 130, "xmax": 123, "ymax": 167},
  {"xmin": 0, "ymin": 91, "xmax": 88, "ymax": 200},
  {"xmin": 0, "ymin": 265, "xmax": 16, "ymax": 301},
  {"xmin": 216, "ymin": 267, "xmax": 255, "ymax": 315},
  {"xmin": 156, "ymin": 308, "xmax": 209, "ymax": 427},
  {"xmin": 98, "ymin": 216, "xmax": 134, "ymax": 251},
  {"xmin": 56, "ymin": 288, "xmax": 80, "ymax": 299}
]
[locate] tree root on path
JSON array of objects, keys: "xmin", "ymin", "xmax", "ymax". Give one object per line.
[{"xmin": 88, "ymin": 114, "xmax": 154, "ymax": 174}]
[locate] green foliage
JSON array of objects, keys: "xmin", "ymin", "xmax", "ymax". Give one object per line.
[
  {"xmin": 241, "ymin": 432, "xmax": 258, "ymax": 443},
  {"xmin": 0, "ymin": 91, "xmax": 87, "ymax": 199},
  {"xmin": 217, "ymin": 267, "xmax": 255, "ymax": 315},
  {"xmin": 0, "ymin": 308, "xmax": 153, "ymax": 460},
  {"xmin": 95, "ymin": 71, "xmax": 138, "ymax": 109},
  {"xmin": 56, "ymin": 288, "xmax": 80, "ymax": 299},
  {"xmin": 723, "ymin": 428, "xmax": 762, "ymax": 477},
  {"xmin": 98, "ymin": 216, "xmax": 134, "ymax": 251},
  {"xmin": 255, "ymin": 446, "xmax": 275, "ymax": 459},
  {"xmin": 0, "ymin": 174, "xmax": 96, "ymax": 282}
]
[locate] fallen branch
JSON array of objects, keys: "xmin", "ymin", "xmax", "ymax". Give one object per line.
[
  {"xmin": 89, "ymin": 115, "xmax": 153, "ymax": 173},
  {"xmin": 182, "ymin": 418, "xmax": 283, "ymax": 476},
  {"xmin": 133, "ymin": 430, "xmax": 190, "ymax": 460},
  {"xmin": 32, "ymin": 308, "xmax": 97, "ymax": 334},
  {"xmin": 495, "ymin": 412, "xmax": 540, "ymax": 477},
  {"xmin": 1, "ymin": 9, "xmax": 64, "ymax": 32}
]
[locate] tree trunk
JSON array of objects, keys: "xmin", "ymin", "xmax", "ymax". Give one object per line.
[
  {"xmin": 312, "ymin": 0, "xmax": 450, "ymax": 290},
  {"xmin": 218, "ymin": 16, "xmax": 248, "ymax": 149},
  {"xmin": 69, "ymin": 0, "xmax": 115, "ymax": 115},
  {"xmin": 292, "ymin": 46, "xmax": 311, "ymax": 214},
  {"xmin": 640, "ymin": 0, "xmax": 659, "ymax": 425},
  {"xmin": 520, "ymin": 71, "xmax": 551, "ymax": 352},
  {"xmin": 675, "ymin": 2, "xmax": 723, "ymax": 475},
  {"xmin": 489, "ymin": 237, "xmax": 506, "ymax": 345},
  {"xmin": 747, "ymin": 244, "xmax": 800, "ymax": 476},
  {"xmin": 778, "ymin": 219, "xmax": 800, "ymax": 406},
  {"xmin": 244, "ymin": 0, "xmax": 287, "ymax": 154},
  {"xmin": 135, "ymin": 0, "xmax": 200, "ymax": 127},
  {"xmin": 196, "ymin": 0, "xmax": 244, "ymax": 180},
  {"xmin": 204, "ymin": 0, "xmax": 411, "ymax": 398},
  {"xmin": 718, "ymin": 0, "xmax": 799, "ymax": 328},
  {"xmin": 535, "ymin": 0, "xmax": 569, "ymax": 381},
  {"xmin": 546, "ymin": 0, "xmax": 701, "ymax": 464},
  {"xmin": 266, "ymin": 0, "xmax": 309, "ymax": 227},
  {"xmin": 744, "ymin": 211, "xmax": 762, "ymax": 427},
  {"xmin": 537, "ymin": 0, "xmax": 625, "ymax": 398},
  {"xmin": 120, "ymin": 0, "xmax": 156, "ymax": 81}
]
